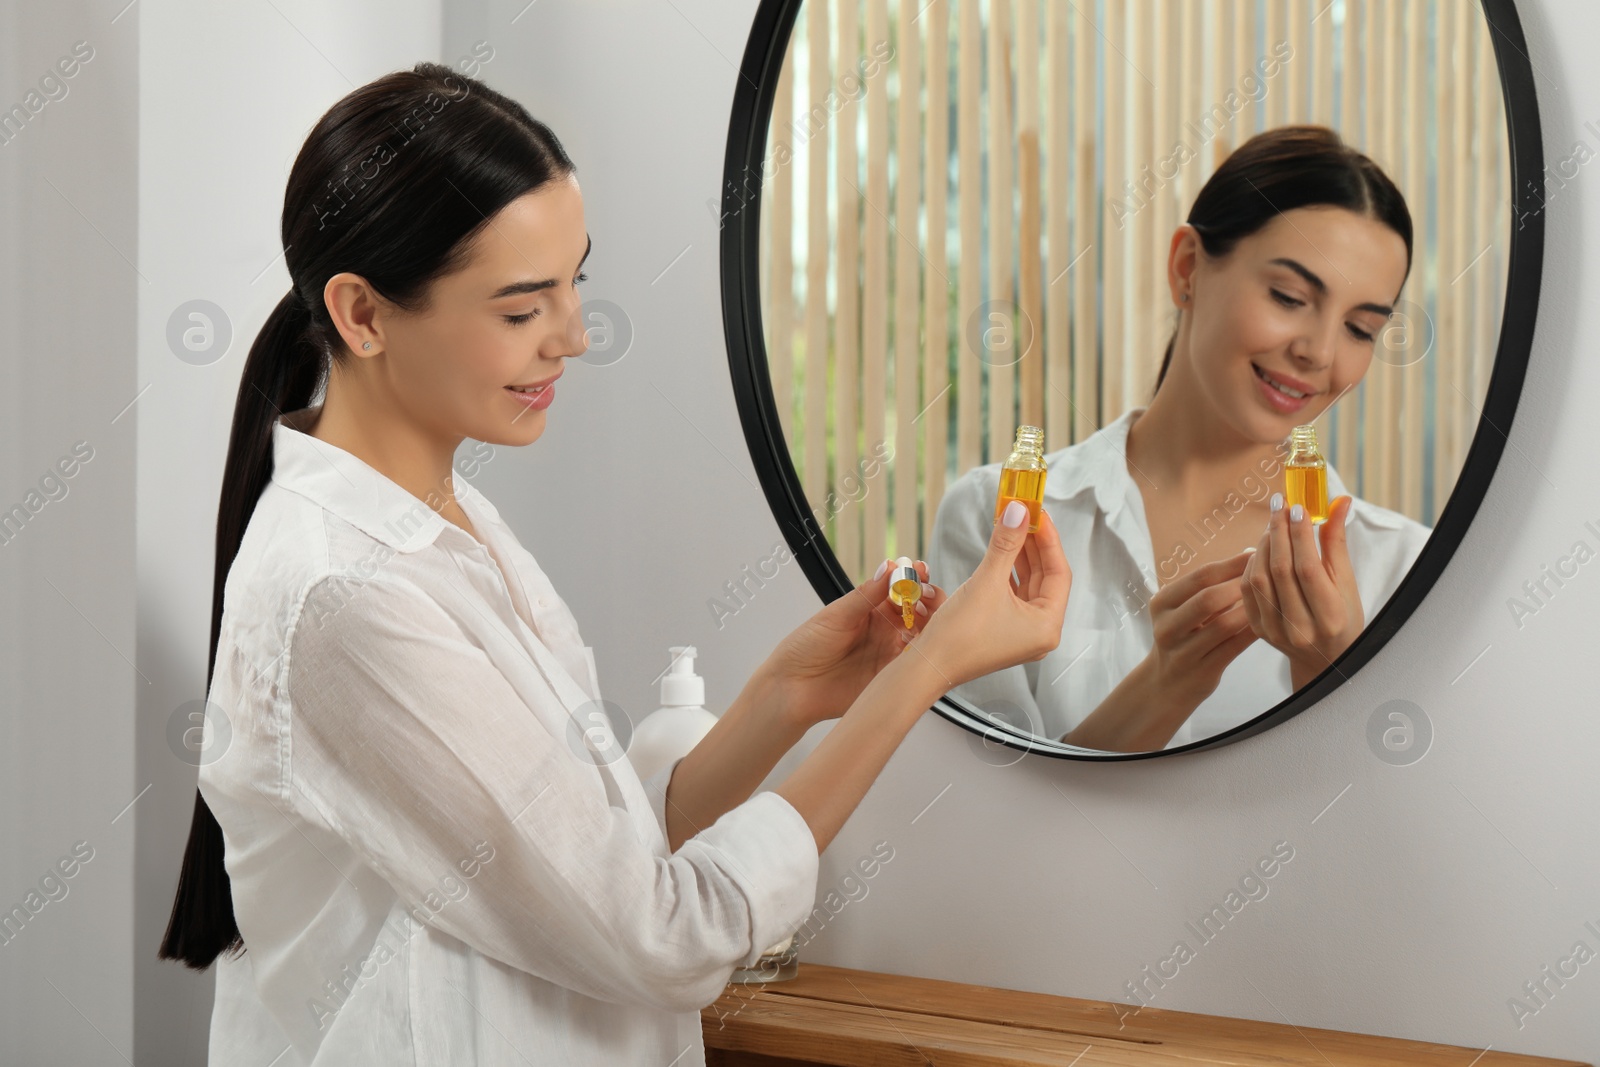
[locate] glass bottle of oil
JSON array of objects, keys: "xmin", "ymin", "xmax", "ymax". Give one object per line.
[
  {"xmin": 993, "ymin": 425, "xmax": 1047, "ymax": 533},
  {"xmin": 1284, "ymin": 424, "xmax": 1329, "ymax": 524}
]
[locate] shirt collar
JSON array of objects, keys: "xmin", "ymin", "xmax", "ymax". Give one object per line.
[
  {"xmin": 1041, "ymin": 407, "xmax": 1144, "ymax": 522},
  {"xmin": 271, "ymin": 406, "xmax": 457, "ymax": 553}
]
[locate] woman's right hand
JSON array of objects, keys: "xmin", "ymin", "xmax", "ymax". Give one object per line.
[
  {"xmin": 1143, "ymin": 550, "xmax": 1260, "ymax": 706},
  {"xmin": 912, "ymin": 501, "xmax": 1071, "ymax": 691},
  {"xmin": 774, "ymin": 501, "xmax": 1066, "ymax": 856}
]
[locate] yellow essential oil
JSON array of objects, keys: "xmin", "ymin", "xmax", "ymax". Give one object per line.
[
  {"xmin": 993, "ymin": 425, "xmax": 1048, "ymax": 533},
  {"xmin": 1283, "ymin": 424, "xmax": 1329, "ymax": 524},
  {"xmin": 887, "ymin": 558, "xmax": 922, "ymax": 631}
]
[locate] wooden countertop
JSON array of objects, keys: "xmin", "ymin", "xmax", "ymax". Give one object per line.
[{"xmin": 702, "ymin": 963, "xmax": 1589, "ymax": 1066}]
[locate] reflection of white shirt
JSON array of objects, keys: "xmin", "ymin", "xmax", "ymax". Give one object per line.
[
  {"xmin": 926, "ymin": 407, "xmax": 1431, "ymax": 750},
  {"xmin": 200, "ymin": 407, "xmax": 818, "ymax": 1066}
]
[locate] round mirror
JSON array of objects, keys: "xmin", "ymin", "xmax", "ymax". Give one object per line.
[{"xmin": 722, "ymin": 0, "xmax": 1543, "ymax": 758}]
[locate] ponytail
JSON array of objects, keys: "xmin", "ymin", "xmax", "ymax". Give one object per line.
[
  {"xmin": 156, "ymin": 61, "xmax": 575, "ymax": 971},
  {"xmin": 157, "ymin": 290, "xmax": 325, "ymax": 968}
]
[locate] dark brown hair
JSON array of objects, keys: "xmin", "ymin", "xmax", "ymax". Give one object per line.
[
  {"xmin": 157, "ymin": 61, "xmax": 575, "ymax": 971},
  {"xmin": 1155, "ymin": 125, "xmax": 1414, "ymax": 395}
]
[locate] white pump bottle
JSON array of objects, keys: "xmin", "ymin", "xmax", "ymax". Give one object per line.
[{"xmin": 626, "ymin": 646, "xmax": 720, "ymax": 783}]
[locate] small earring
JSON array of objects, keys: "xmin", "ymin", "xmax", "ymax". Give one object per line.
[
  {"xmin": 362, "ymin": 342, "xmax": 372, "ymax": 350},
  {"xmin": 1180, "ymin": 294, "xmax": 1189, "ymax": 303}
]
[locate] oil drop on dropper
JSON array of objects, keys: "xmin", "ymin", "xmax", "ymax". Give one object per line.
[{"xmin": 887, "ymin": 557, "xmax": 922, "ymax": 630}]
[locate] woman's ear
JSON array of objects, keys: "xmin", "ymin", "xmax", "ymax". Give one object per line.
[
  {"xmin": 1166, "ymin": 224, "xmax": 1202, "ymax": 309},
  {"xmin": 325, "ymin": 272, "xmax": 384, "ymax": 358}
]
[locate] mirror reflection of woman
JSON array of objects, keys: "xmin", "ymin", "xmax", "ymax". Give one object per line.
[{"xmin": 929, "ymin": 126, "xmax": 1431, "ymax": 752}]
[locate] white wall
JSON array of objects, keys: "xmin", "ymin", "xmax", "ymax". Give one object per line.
[
  {"xmin": 0, "ymin": 0, "xmax": 138, "ymax": 1062},
  {"xmin": 470, "ymin": 0, "xmax": 1600, "ymax": 1060}
]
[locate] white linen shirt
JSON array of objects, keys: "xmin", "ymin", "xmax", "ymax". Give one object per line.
[
  {"xmin": 198, "ymin": 406, "xmax": 819, "ymax": 1066},
  {"xmin": 927, "ymin": 406, "xmax": 1432, "ymax": 750}
]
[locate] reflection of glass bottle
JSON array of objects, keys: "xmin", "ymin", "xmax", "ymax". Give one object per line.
[
  {"xmin": 994, "ymin": 425, "xmax": 1047, "ymax": 533},
  {"xmin": 1284, "ymin": 424, "xmax": 1329, "ymax": 524}
]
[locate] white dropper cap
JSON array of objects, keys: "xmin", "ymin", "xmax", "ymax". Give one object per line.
[
  {"xmin": 661, "ymin": 646, "xmax": 705, "ymax": 707},
  {"xmin": 888, "ymin": 556, "xmax": 920, "ymax": 593}
]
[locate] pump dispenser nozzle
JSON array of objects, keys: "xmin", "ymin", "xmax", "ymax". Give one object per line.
[{"xmin": 660, "ymin": 646, "xmax": 705, "ymax": 706}]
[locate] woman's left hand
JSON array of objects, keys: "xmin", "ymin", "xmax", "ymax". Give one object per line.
[
  {"xmin": 765, "ymin": 558, "xmax": 946, "ymax": 730},
  {"xmin": 1239, "ymin": 494, "xmax": 1363, "ymax": 690}
]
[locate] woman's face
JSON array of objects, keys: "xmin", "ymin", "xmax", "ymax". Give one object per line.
[
  {"xmin": 1174, "ymin": 205, "xmax": 1410, "ymax": 444},
  {"xmin": 359, "ymin": 174, "xmax": 592, "ymax": 447}
]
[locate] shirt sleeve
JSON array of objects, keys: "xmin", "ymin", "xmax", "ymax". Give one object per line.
[
  {"xmin": 926, "ymin": 468, "xmax": 992, "ymax": 592},
  {"xmin": 638, "ymin": 755, "xmax": 683, "ymax": 848},
  {"xmin": 1348, "ymin": 507, "xmax": 1434, "ymax": 618},
  {"xmin": 281, "ymin": 574, "xmax": 819, "ymax": 1015},
  {"xmin": 927, "ymin": 471, "xmax": 1049, "ymax": 737}
]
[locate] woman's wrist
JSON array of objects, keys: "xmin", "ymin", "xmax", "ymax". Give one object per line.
[
  {"xmin": 746, "ymin": 658, "xmax": 813, "ymax": 734},
  {"xmin": 765, "ymin": 638, "xmax": 952, "ymax": 732},
  {"xmin": 903, "ymin": 622, "xmax": 974, "ymax": 698},
  {"xmin": 889, "ymin": 641, "xmax": 958, "ymax": 713},
  {"xmin": 1288, "ymin": 650, "xmax": 1335, "ymax": 692},
  {"xmin": 1061, "ymin": 653, "xmax": 1203, "ymax": 751},
  {"xmin": 793, "ymin": 639, "xmax": 950, "ymax": 733},
  {"xmin": 1286, "ymin": 629, "xmax": 1359, "ymax": 691}
]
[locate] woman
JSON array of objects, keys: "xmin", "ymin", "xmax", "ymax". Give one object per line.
[
  {"xmin": 928, "ymin": 126, "xmax": 1429, "ymax": 753},
  {"xmin": 157, "ymin": 63, "xmax": 1070, "ymax": 1065}
]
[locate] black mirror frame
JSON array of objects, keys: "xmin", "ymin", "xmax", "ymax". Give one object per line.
[{"xmin": 719, "ymin": 0, "xmax": 1545, "ymax": 761}]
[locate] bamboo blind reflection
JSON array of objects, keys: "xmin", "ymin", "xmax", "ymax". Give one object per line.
[{"xmin": 761, "ymin": 0, "xmax": 1510, "ymax": 581}]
